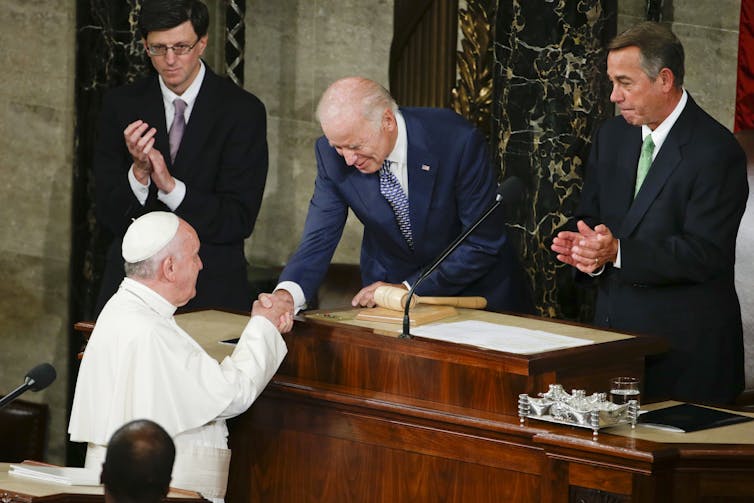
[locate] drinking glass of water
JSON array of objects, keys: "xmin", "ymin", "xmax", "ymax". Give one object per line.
[{"xmin": 609, "ymin": 377, "xmax": 641, "ymax": 406}]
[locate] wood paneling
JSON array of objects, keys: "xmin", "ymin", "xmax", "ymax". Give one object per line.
[{"xmin": 390, "ymin": 0, "xmax": 459, "ymax": 107}]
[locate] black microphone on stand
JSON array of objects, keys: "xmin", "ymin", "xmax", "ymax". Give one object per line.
[
  {"xmin": 399, "ymin": 176, "xmax": 525, "ymax": 339},
  {"xmin": 0, "ymin": 363, "xmax": 57, "ymax": 410}
]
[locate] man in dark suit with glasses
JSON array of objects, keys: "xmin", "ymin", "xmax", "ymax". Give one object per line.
[{"xmin": 94, "ymin": 0, "xmax": 268, "ymax": 314}]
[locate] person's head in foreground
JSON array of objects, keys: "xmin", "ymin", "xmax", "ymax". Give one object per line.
[{"xmin": 100, "ymin": 419, "xmax": 176, "ymax": 503}]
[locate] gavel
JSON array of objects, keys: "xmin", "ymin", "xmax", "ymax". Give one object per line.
[{"xmin": 373, "ymin": 285, "xmax": 487, "ymax": 311}]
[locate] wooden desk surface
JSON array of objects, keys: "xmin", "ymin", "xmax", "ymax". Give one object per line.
[
  {"xmin": 606, "ymin": 400, "xmax": 754, "ymax": 444},
  {"xmin": 305, "ymin": 306, "xmax": 635, "ymax": 343},
  {"xmin": 176, "ymin": 307, "xmax": 661, "ymax": 368}
]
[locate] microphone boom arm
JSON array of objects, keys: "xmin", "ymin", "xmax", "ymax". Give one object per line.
[
  {"xmin": 0, "ymin": 379, "xmax": 34, "ymax": 410},
  {"xmin": 400, "ymin": 193, "xmax": 504, "ymax": 339}
]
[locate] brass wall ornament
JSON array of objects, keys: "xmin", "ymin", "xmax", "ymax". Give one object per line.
[{"xmin": 451, "ymin": 0, "xmax": 496, "ymax": 138}]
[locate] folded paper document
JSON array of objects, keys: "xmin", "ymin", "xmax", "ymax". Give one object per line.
[
  {"xmin": 8, "ymin": 463, "xmax": 101, "ymax": 486},
  {"xmin": 411, "ymin": 320, "xmax": 593, "ymax": 354}
]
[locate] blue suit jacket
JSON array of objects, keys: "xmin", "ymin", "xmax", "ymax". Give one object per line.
[{"xmin": 280, "ymin": 108, "xmax": 530, "ymax": 312}]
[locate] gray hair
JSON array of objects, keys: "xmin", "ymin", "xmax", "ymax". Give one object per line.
[
  {"xmin": 124, "ymin": 237, "xmax": 180, "ymax": 280},
  {"xmin": 124, "ymin": 256, "xmax": 160, "ymax": 279},
  {"xmin": 608, "ymin": 21, "xmax": 684, "ymax": 87},
  {"xmin": 316, "ymin": 77, "xmax": 398, "ymax": 131}
]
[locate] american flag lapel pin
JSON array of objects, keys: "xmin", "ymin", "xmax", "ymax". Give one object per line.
[{"xmin": 421, "ymin": 164, "xmax": 431, "ymax": 171}]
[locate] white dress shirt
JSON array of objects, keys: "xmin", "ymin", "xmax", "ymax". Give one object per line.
[
  {"xmin": 600, "ymin": 89, "xmax": 688, "ymax": 273},
  {"xmin": 127, "ymin": 61, "xmax": 207, "ymax": 209}
]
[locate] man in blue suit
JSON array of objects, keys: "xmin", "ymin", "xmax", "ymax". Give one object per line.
[{"xmin": 268, "ymin": 77, "xmax": 531, "ymax": 314}]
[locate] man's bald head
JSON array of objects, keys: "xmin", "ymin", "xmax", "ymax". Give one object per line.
[
  {"xmin": 315, "ymin": 77, "xmax": 400, "ymax": 174},
  {"xmin": 101, "ymin": 419, "xmax": 175, "ymax": 503},
  {"xmin": 316, "ymin": 77, "xmax": 397, "ymax": 131}
]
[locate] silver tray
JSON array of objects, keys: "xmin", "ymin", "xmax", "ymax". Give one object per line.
[{"xmin": 518, "ymin": 384, "xmax": 639, "ymax": 434}]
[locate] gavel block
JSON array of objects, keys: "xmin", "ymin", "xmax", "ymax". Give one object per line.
[{"xmin": 373, "ymin": 286, "xmax": 487, "ymax": 311}]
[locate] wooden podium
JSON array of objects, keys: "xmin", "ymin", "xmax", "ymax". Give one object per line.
[
  {"xmin": 78, "ymin": 308, "xmax": 754, "ymax": 502},
  {"xmin": 176, "ymin": 307, "xmax": 744, "ymax": 503}
]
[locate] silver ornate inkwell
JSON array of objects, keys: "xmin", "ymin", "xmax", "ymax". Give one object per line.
[{"xmin": 518, "ymin": 384, "xmax": 639, "ymax": 436}]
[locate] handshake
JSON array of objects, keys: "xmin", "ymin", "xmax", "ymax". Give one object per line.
[{"xmin": 251, "ymin": 290, "xmax": 296, "ymax": 334}]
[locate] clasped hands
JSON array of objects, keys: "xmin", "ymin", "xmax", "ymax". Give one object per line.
[
  {"xmin": 252, "ymin": 292, "xmax": 295, "ymax": 334},
  {"xmin": 551, "ymin": 220, "xmax": 619, "ymax": 274},
  {"xmin": 253, "ymin": 280, "xmax": 407, "ymax": 333},
  {"xmin": 124, "ymin": 120, "xmax": 176, "ymax": 193}
]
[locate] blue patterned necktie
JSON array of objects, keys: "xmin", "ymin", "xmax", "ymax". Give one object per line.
[{"xmin": 379, "ymin": 160, "xmax": 413, "ymax": 249}]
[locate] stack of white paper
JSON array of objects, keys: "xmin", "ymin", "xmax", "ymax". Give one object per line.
[
  {"xmin": 8, "ymin": 463, "xmax": 101, "ymax": 486},
  {"xmin": 411, "ymin": 320, "xmax": 593, "ymax": 354}
]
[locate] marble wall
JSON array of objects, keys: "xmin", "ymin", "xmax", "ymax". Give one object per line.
[
  {"xmin": 492, "ymin": 0, "xmax": 615, "ymax": 320},
  {"xmin": 0, "ymin": 1, "xmax": 76, "ymax": 463},
  {"xmin": 0, "ymin": 0, "xmax": 744, "ymax": 466}
]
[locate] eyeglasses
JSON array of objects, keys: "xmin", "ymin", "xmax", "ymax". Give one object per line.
[{"xmin": 146, "ymin": 38, "xmax": 200, "ymax": 57}]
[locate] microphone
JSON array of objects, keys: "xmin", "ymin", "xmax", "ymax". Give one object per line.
[
  {"xmin": 400, "ymin": 176, "xmax": 525, "ymax": 339},
  {"xmin": 0, "ymin": 363, "xmax": 57, "ymax": 410}
]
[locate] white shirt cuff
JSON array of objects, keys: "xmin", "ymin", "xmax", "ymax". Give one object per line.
[
  {"xmin": 157, "ymin": 178, "xmax": 186, "ymax": 210},
  {"xmin": 588, "ymin": 265, "xmax": 605, "ymax": 277},
  {"xmin": 588, "ymin": 240, "xmax": 620, "ymax": 277},
  {"xmin": 274, "ymin": 281, "xmax": 306, "ymax": 314},
  {"xmin": 614, "ymin": 239, "xmax": 622, "ymax": 268},
  {"xmin": 128, "ymin": 165, "xmax": 149, "ymax": 205}
]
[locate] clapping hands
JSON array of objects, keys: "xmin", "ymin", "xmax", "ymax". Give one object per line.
[{"xmin": 551, "ymin": 220, "xmax": 619, "ymax": 273}]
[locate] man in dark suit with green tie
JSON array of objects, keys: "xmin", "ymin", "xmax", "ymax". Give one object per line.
[{"xmin": 552, "ymin": 22, "xmax": 748, "ymax": 404}]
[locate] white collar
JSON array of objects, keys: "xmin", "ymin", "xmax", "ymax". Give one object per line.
[
  {"xmin": 120, "ymin": 277, "xmax": 177, "ymax": 318},
  {"xmin": 641, "ymin": 89, "xmax": 688, "ymax": 154},
  {"xmin": 385, "ymin": 110, "xmax": 407, "ymax": 166},
  {"xmin": 158, "ymin": 60, "xmax": 206, "ymax": 109}
]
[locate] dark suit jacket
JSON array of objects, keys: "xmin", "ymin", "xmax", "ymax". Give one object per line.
[
  {"xmin": 577, "ymin": 95, "xmax": 748, "ymax": 403},
  {"xmin": 279, "ymin": 107, "xmax": 531, "ymax": 313},
  {"xmin": 94, "ymin": 65, "xmax": 267, "ymax": 313}
]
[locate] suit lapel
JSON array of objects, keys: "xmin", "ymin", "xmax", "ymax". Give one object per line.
[
  {"xmin": 172, "ymin": 66, "xmax": 218, "ymax": 178},
  {"xmin": 619, "ymin": 98, "xmax": 695, "ymax": 236},
  {"xmin": 613, "ymin": 129, "xmax": 643, "ymax": 221},
  {"xmin": 346, "ymin": 167, "xmax": 411, "ymax": 249},
  {"xmin": 403, "ymin": 111, "xmax": 439, "ymax": 248},
  {"xmin": 352, "ymin": 169, "xmax": 393, "ymax": 221},
  {"xmin": 140, "ymin": 77, "xmax": 170, "ymax": 159}
]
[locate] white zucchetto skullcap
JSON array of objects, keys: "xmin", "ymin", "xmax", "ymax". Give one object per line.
[{"xmin": 122, "ymin": 212, "xmax": 180, "ymax": 263}]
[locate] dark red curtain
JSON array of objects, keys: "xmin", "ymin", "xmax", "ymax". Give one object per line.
[{"xmin": 735, "ymin": 1, "xmax": 754, "ymax": 132}]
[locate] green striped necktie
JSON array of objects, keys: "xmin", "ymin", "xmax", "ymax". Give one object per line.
[{"xmin": 634, "ymin": 134, "xmax": 655, "ymax": 197}]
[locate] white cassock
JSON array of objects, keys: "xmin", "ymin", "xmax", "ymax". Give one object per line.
[{"xmin": 68, "ymin": 278, "xmax": 287, "ymax": 502}]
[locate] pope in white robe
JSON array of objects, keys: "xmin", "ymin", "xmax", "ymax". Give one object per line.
[{"xmin": 69, "ymin": 212, "xmax": 291, "ymax": 502}]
